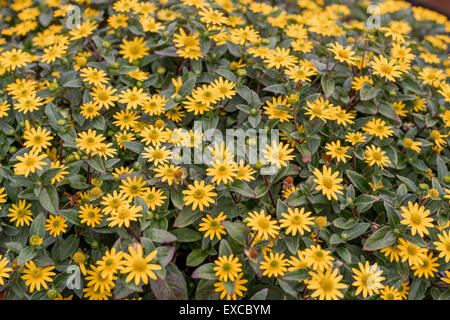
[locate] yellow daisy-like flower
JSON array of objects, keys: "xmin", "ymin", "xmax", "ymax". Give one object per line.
[
  {"xmin": 206, "ymin": 161, "xmax": 238, "ymax": 185},
  {"xmin": 397, "ymin": 238, "xmax": 428, "ymax": 266},
  {"xmin": 279, "ymin": 207, "xmax": 314, "ymax": 236},
  {"xmin": 23, "ymin": 126, "xmax": 53, "ymax": 152},
  {"xmin": 411, "ymin": 253, "xmax": 439, "ymax": 279},
  {"xmin": 106, "ymin": 204, "xmax": 143, "ymax": 228},
  {"xmin": 121, "ymin": 244, "xmax": 161, "ymax": 285},
  {"xmin": 198, "ymin": 212, "xmax": 227, "ymax": 240},
  {"xmin": 362, "ymin": 118, "xmax": 394, "ymax": 140},
  {"xmin": 313, "ymin": 165, "xmax": 344, "ymax": 201},
  {"xmin": 79, "ymin": 204, "xmax": 103, "ymax": 228},
  {"xmin": 263, "ymin": 141, "xmax": 295, "ymax": 169},
  {"xmin": 325, "ymin": 140, "xmax": 351, "ymax": 163},
  {"xmin": 307, "ymin": 268, "xmax": 347, "ymax": 300},
  {"xmin": 380, "ymin": 286, "xmax": 401, "ymax": 300},
  {"xmin": 119, "ymin": 176, "xmax": 147, "ymax": 201},
  {"xmin": 263, "ymin": 96, "xmax": 293, "ymax": 123},
  {"xmin": 433, "ymin": 230, "xmax": 450, "ymax": 263},
  {"xmin": 80, "ymin": 67, "xmax": 109, "ymax": 87},
  {"xmin": 364, "ymin": 145, "xmax": 391, "ymax": 168},
  {"xmin": 0, "ymin": 255, "xmax": 12, "ymax": 286},
  {"xmin": 304, "ymin": 244, "xmax": 335, "ymax": 271},
  {"xmin": 96, "ymin": 248, "xmax": 124, "ymax": 281},
  {"xmin": 245, "ymin": 210, "xmax": 280, "ymax": 241},
  {"xmin": 351, "ymin": 261, "xmax": 385, "ymax": 298},
  {"xmin": 14, "ymin": 149, "xmax": 48, "ymax": 177},
  {"xmin": 399, "ymin": 202, "xmax": 434, "ymax": 238},
  {"xmin": 141, "ymin": 187, "xmax": 167, "ymax": 211},
  {"xmin": 21, "ymin": 261, "xmax": 56, "ymax": 293},
  {"xmin": 119, "ymin": 37, "xmax": 150, "ymax": 63},
  {"xmin": 182, "ymin": 180, "xmax": 217, "ymax": 211},
  {"xmin": 370, "ymin": 55, "xmax": 402, "ymax": 82},
  {"xmin": 402, "ymin": 138, "xmax": 422, "ymax": 153},
  {"xmin": 8, "ymin": 200, "xmax": 33, "ymax": 227},
  {"xmin": 213, "ymin": 254, "xmax": 242, "ymax": 282},
  {"xmin": 214, "ymin": 273, "xmax": 248, "ymax": 300},
  {"xmin": 45, "ymin": 215, "xmax": 68, "ymax": 237},
  {"xmin": 259, "ymin": 252, "xmax": 289, "ymax": 278}
]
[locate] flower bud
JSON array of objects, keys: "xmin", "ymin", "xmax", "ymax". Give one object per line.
[
  {"xmin": 156, "ymin": 66, "xmax": 166, "ymax": 74},
  {"xmin": 29, "ymin": 235, "xmax": 43, "ymax": 246},
  {"xmin": 47, "ymin": 288, "xmax": 59, "ymax": 299},
  {"xmin": 236, "ymin": 68, "xmax": 247, "ymax": 77}
]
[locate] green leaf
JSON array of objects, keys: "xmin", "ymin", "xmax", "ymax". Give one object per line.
[
  {"xmin": 360, "ymin": 82, "xmax": 381, "ymax": 101},
  {"xmin": 38, "ymin": 185, "xmax": 59, "ymax": 214},
  {"xmin": 236, "ymin": 86, "xmax": 260, "ymax": 108},
  {"xmin": 436, "ymin": 156, "xmax": 448, "ymax": 181},
  {"xmin": 170, "ymin": 228, "xmax": 201, "ymax": 242},
  {"xmin": 149, "ymin": 263, "xmax": 188, "ymax": 300},
  {"xmin": 345, "ymin": 222, "xmax": 370, "ymax": 240},
  {"xmin": 221, "ymin": 221, "xmax": 249, "ymax": 245},
  {"xmin": 250, "ymin": 288, "xmax": 268, "ymax": 300},
  {"xmin": 219, "ymin": 239, "xmax": 232, "ymax": 256},
  {"xmin": 408, "ymin": 278, "xmax": 427, "ymax": 300},
  {"xmin": 144, "ymin": 228, "xmax": 177, "ymax": 243},
  {"xmin": 171, "ymin": 192, "xmax": 184, "ymax": 210},
  {"xmin": 173, "ymin": 207, "xmax": 199, "ymax": 228},
  {"xmin": 17, "ymin": 246, "xmax": 38, "ymax": 265},
  {"xmin": 332, "ymin": 217, "xmax": 358, "ymax": 229},
  {"xmin": 86, "ymin": 155, "xmax": 106, "ymax": 174},
  {"xmin": 263, "ymin": 84, "xmax": 287, "ymax": 95},
  {"xmin": 59, "ymin": 209, "xmax": 82, "ymax": 226},
  {"xmin": 396, "ymin": 175, "xmax": 418, "ymax": 192},
  {"xmin": 321, "ymin": 77, "xmax": 335, "ymax": 98},
  {"xmin": 228, "ymin": 180, "xmax": 255, "ymax": 198},
  {"xmin": 385, "ymin": 202, "xmax": 400, "ymax": 227},
  {"xmin": 346, "ymin": 170, "xmax": 370, "ymax": 193},
  {"xmin": 191, "ymin": 263, "xmax": 217, "ymax": 280},
  {"xmin": 363, "ymin": 226, "xmax": 396, "ymax": 251},
  {"xmin": 186, "ymin": 249, "xmax": 208, "ymax": 267},
  {"xmin": 121, "ymin": 141, "xmax": 143, "ymax": 154},
  {"xmin": 155, "ymin": 246, "xmax": 175, "ymax": 267},
  {"xmin": 178, "ymin": 76, "xmax": 196, "ymax": 97},
  {"xmin": 59, "ymin": 235, "xmax": 80, "ymax": 260},
  {"xmin": 30, "ymin": 213, "xmax": 46, "ymax": 238},
  {"xmin": 282, "ymin": 269, "xmax": 309, "ymax": 281}
]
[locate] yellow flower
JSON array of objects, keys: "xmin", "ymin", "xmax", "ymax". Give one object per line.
[
  {"xmin": 259, "ymin": 252, "xmax": 289, "ymax": 278},
  {"xmin": 8, "ymin": 200, "xmax": 33, "ymax": 227},
  {"xmin": 400, "ymin": 202, "xmax": 434, "ymax": 237},
  {"xmin": 121, "ymin": 244, "xmax": 161, "ymax": 285},
  {"xmin": 325, "ymin": 140, "xmax": 351, "ymax": 163},
  {"xmin": 79, "ymin": 204, "xmax": 103, "ymax": 228},
  {"xmin": 304, "ymin": 244, "xmax": 335, "ymax": 271},
  {"xmin": 214, "ymin": 273, "xmax": 248, "ymax": 300},
  {"xmin": 119, "ymin": 37, "xmax": 150, "ymax": 63},
  {"xmin": 263, "ymin": 141, "xmax": 295, "ymax": 169},
  {"xmin": 0, "ymin": 255, "xmax": 12, "ymax": 286},
  {"xmin": 307, "ymin": 268, "xmax": 347, "ymax": 300},
  {"xmin": 279, "ymin": 207, "xmax": 314, "ymax": 236},
  {"xmin": 364, "ymin": 145, "xmax": 391, "ymax": 168},
  {"xmin": 245, "ymin": 210, "xmax": 280, "ymax": 241},
  {"xmin": 21, "ymin": 261, "xmax": 56, "ymax": 293},
  {"xmin": 45, "ymin": 215, "xmax": 68, "ymax": 237},
  {"xmin": 433, "ymin": 230, "xmax": 450, "ymax": 263},
  {"xmin": 199, "ymin": 212, "xmax": 227, "ymax": 240},
  {"xmin": 213, "ymin": 254, "xmax": 242, "ymax": 282},
  {"xmin": 313, "ymin": 165, "xmax": 344, "ymax": 201},
  {"xmin": 182, "ymin": 180, "xmax": 217, "ymax": 211},
  {"xmin": 351, "ymin": 261, "xmax": 385, "ymax": 298}
]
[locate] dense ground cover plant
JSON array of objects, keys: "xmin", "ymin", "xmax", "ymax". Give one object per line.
[{"xmin": 0, "ymin": 0, "xmax": 449, "ymax": 300}]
